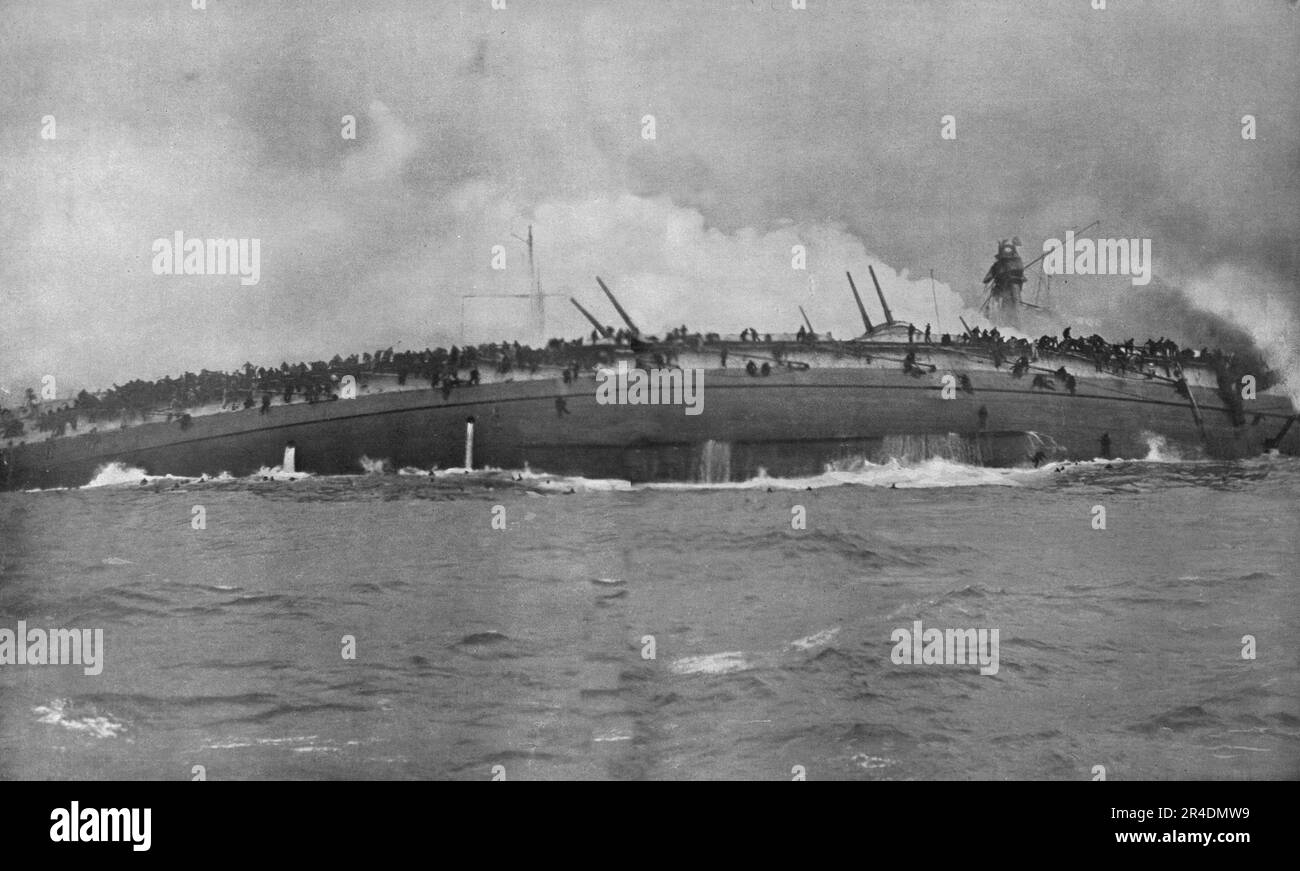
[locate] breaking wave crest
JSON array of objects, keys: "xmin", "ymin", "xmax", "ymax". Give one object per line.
[
  {"xmin": 82, "ymin": 462, "xmax": 209, "ymax": 488},
  {"xmin": 79, "ymin": 461, "xmax": 306, "ymax": 489},
  {"xmin": 83, "ymin": 463, "xmax": 157, "ymax": 488}
]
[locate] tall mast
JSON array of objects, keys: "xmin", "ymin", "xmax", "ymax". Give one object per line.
[
  {"xmin": 528, "ymin": 225, "xmax": 544, "ymax": 340},
  {"xmin": 512, "ymin": 225, "xmax": 546, "ymax": 340}
]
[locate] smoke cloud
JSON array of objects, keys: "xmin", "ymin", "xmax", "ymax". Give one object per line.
[{"xmin": 0, "ymin": 0, "xmax": 1296, "ymax": 396}]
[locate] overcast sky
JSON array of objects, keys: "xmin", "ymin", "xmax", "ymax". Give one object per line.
[{"xmin": 1, "ymin": 0, "xmax": 1297, "ymax": 395}]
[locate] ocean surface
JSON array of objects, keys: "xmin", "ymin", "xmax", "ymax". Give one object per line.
[{"xmin": 1, "ymin": 449, "xmax": 1297, "ymax": 781}]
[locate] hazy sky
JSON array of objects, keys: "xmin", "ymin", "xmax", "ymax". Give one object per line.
[{"xmin": 2, "ymin": 0, "xmax": 1297, "ymax": 395}]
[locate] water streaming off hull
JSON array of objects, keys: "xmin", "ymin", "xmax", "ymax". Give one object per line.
[
  {"xmin": 878, "ymin": 433, "xmax": 981, "ymax": 465},
  {"xmin": 695, "ymin": 440, "xmax": 732, "ymax": 483}
]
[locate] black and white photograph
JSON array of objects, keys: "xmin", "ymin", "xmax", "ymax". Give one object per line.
[{"xmin": 0, "ymin": 0, "xmax": 1296, "ymax": 810}]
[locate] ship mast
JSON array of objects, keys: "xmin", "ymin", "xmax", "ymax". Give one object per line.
[{"xmin": 512, "ymin": 224, "xmax": 545, "ymax": 340}]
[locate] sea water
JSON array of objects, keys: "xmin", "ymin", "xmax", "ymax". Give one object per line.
[{"xmin": 0, "ymin": 453, "xmax": 1295, "ymax": 780}]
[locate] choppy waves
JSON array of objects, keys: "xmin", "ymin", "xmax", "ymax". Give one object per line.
[{"xmin": 4, "ymin": 439, "xmax": 1296, "ymax": 779}]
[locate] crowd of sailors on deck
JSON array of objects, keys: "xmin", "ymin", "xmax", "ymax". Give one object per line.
[
  {"xmin": 957, "ymin": 324, "xmax": 1228, "ymax": 381},
  {"xmin": 2, "ymin": 323, "xmax": 1275, "ymax": 444},
  {"xmin": 955, "ymin": 326, "xmax": 1271, "ymax": 419},
  {"xmin": 1, "ymin": 338, "xmax": 618, "ymax": 442}
]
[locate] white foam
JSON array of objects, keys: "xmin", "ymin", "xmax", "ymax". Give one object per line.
[
  {"xmin": 82, "ymin": 462, "xmax": 157, "ymax": 488},
  {"xmin": 1140, "ymin": 432, "xmax": 1184, "ymax": 462},
  {"xmin": 205, "ymin": 734, "xmax": 319, "ymax": 750},
  {"xmin": 34, "ymin": 699, "xmax": 124, "ymax": 739},
  {"xmin": 788, "ymin": 626, "xmax": 840, "ymax": 651},
  {"xmin": 83, "ymin": 463, "xmax": 202, "ymax": 488},
  {"xmin": 249, "ymin": 465, "xmax": 312, "ymax": 482},
  {"xmin": 52, "ymin": 447, "xmax": 1215, "ymax": 496},
  {"xmin": 426, "ymin": 465, "xmax": 633, "ymax": 491},
  {"xmin": 851, "ymin": 752, "xmax": 893, "ymax": 771},
  {"xmin": 503, "ymin": 466, "xmax": 630, "ymax": 491},
  {"xmin": 669, "ymin": 651, "xmax": 750, "ymax": 676},
  {"xmin": 432, "ymin": 466, "xmax": 489, "ymax": 477},
  {"xmin": 643, "ymin": 457, "xmax": 1033, "ymax": 491},
  {"xmin": 358, "ymin": 455, "xmax": 390, "ymax": 475},
  {"xmin": 593, "ymin": 730, "xmax": 633, "ymax": 743}
]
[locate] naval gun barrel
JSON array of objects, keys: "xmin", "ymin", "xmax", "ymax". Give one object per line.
[
  {"xmin": 798, "ymin": 306, "xmax": 815, "ymax": 333},
  {"xmin": 867, "ymin": 265, "xmax": 895, "ymax": 325},
  {"xmin": 569, "ymin": 297, "xmax": 608, "ymax": 336},
  {"xmin": 845, "ymin": 271, "xmax": 874, "ymax": 333},
  {"xmin": 595, "ymin": 276, "xmax": 640, "ymax": 336}
]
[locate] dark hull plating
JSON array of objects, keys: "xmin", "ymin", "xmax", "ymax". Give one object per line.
[{"xmin": 4, "ymin": 363, "xmax": 1297, "ymax": 490}]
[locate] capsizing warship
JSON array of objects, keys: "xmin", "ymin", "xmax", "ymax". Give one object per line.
[{"xmin": 2, "ymin": 233, "xmax": 1297, "ymax": 490}]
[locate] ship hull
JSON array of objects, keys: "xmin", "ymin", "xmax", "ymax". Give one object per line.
[{"xmin": 3, "ymin": 363, "xmax": 1297, "ymax": 490}]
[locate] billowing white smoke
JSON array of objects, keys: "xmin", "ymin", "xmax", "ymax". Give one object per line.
[{"xmin": 458, "ymin": 192, "xmax": 988, "ymax": 344}]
